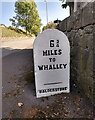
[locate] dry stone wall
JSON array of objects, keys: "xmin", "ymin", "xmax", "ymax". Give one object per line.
[{"xmin": 57, "ymin": 2, "xmax": 95, "ymax": 104}]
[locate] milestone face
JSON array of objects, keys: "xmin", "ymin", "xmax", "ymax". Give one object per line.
[{"xmin": 33, "ymin": 29, "xmax": 70, "ymax": 98}]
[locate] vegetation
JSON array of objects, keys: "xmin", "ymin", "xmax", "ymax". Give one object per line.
[
  {"xmin": 42, "ymin": 22, "xmax": 57, "ymax": 31},
  {"xmin": 0, "ymin": 24, "xmax": 29, "ymax": 37},
  {"xmin": 10, "ymin": 0, "xmax": 42, "ymax": 36},
  {"xmin": 61, "ymin": 0, "xmax": 74, "ymax": 15}
]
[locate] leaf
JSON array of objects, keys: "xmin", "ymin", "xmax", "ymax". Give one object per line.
[{"xmin": 9, "ymin": 0, "xmax": 42, "ymax": 36}]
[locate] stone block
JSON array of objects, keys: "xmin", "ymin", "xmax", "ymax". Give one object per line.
[
  {"xmin": 93, "ymin": 2, "xmax": 95, "ymax": 23},
  {"xmin": 67, "ymin": 14, "xmax": 74, "ymax": 31},
  {"xmin": 56, "ymin": 18, "xmax": 68, "ymax": 32},
  {"xmin": 84, "ymin": 25, "xmax": 93, "ymax": 34},
  {"xmin": 67, "ymin": 9, "xmax": 82, "ymax": 31},
  {"xmin": 82, "ymin": 2, "xmax": 94, "ymax": 27},
  {"xmin": 58, "ymin": 18, "xmax": 67, "ymax": 32},
  {"xmin": 73, "ymin": 9, "xmax": 82, "ymax": 29},
  {"xmin": 59, "ymin": 18, "xmax": 68, "ymax": 31}
]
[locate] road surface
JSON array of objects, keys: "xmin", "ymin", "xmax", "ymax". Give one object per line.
[{"xmin": 1, "ymin": 37, "xmax": 34, "ymax": 57}]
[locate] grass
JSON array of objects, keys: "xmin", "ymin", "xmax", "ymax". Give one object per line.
[{"xmin": 0, "ymin": 25, "xmax": 31, "ymax": 37}]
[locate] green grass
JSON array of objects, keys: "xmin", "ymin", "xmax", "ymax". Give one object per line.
[{"xmin": 1, "ymin": 25, "xmax": 29, "ymax": 37}]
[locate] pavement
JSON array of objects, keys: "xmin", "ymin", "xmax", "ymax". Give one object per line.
[{"xmin": 1, "ymin": 37, "xmax": 94, "ymax": 119}]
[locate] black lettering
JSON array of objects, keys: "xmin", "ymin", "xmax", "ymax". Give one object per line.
[
  {"xmin": 57, "ymin": 40, "xmax": 59, "ymax": 44},
  {"xmin": 56, "ymin": 40, "xmax": 59, "ymax": 47},
  {"xmin": 47, "ymin": 89, "xmax": 50, "ymax": 92},
  {"xmin": 48, "ymin": 50, "xmax": 50, "ymax": 55},
  {"xmin": 51, "ymin": 50, "xmax": 54, "ymax": 55},
  {"xmin": 56, "ymin": 64, "xmax": 60, "ymax": 69},
  {"xmin": 60, "ymin": 88, "xmax": 65, "ymax": 91},
  {"xmin": 54, "ymin": 50, "xmax": 57, "ymax": 55},
  {"xmin": 65, "ymin": 87, "xmax": 67, "ymax": 90},
  {"xmin": 50, "ymin": 40, "xmax": 54, "ymax": 47},
  {"xmin": 53, "ymin": 64, "xmax": 56, "ymax": 69},
  {"xmin": 63, "ymin": 64, "xmax": 67, "ymax": 69},
  {"xmin": 42, "ymin": 90, "xmax": 44, "ymax": 93},
  {"xmin": 55, "ymin": 88, "xmax": 59, "ymax": 91},
  {"xmin": 38, "ymin": 65, "xmax": 43, "ymax": 70},
  {"xmin": 49, "ymin": 58, "xmax": 52, "ymax": 62},
  {"xmin": 39, "ymin": 90, "xmax": 42, "ymax": 93},
  {"xmin": 38, "ymin": 64, "xmax": 67, "ymax": 71},
  {"xmin": 44, "ymin": 65, "xmax": 48, "ymax": 70},
  {"xmin": 42, "ymin": 89, "xmax": 46, "ymax": 93},
  {"xmin": 52, "ymin": 88, "xmax": 55, "ymax": 92},
  {"xmin": 39, "ymin": 87, "xmax": 68, "ymax": 93},
  {"xmin": 58, "ymin": 49, "xmax": 62, "ymax": 55},
  {"xmin": 43, "ymin": 49, "xmax": 62, "ymax": 56},
  {"xmin": 44, "ymin": 89, "xmax": 47, "ymax": 93},
  {"xmin": 57, "ymin": 88, "xmax": 60, "ymax": 91},
  {"xmin": 53, "ymin": 58, "xmax": 56, "ymax": 62},
  {"xmin": 59, "ymin": 64, "xmax": 63, "ymax": 69},
  {"xmin": 49, "ymin": 89, "xmax": 52, "ymax": 92},
  {"xmin": 49, "ymin": 65, "xmax": 52, "ymax": 70},
  {"xmin": 43, "ymin": 50, "xmax": 47, "ymax": 56}
]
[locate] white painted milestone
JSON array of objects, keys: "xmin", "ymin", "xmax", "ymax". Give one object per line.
[{"xmin": 33, "ymin": 29, "xmax": 70, "ymax": 98}]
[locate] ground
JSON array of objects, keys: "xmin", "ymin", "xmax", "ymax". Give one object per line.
[{"xmin": 1, "ymin": 37, "xmax": 94, "ymax": 119}]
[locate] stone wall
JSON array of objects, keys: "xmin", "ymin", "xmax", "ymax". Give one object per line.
[{"xmin": 57, "ymin": 2, "xmax": 95, "ymax": 104}]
